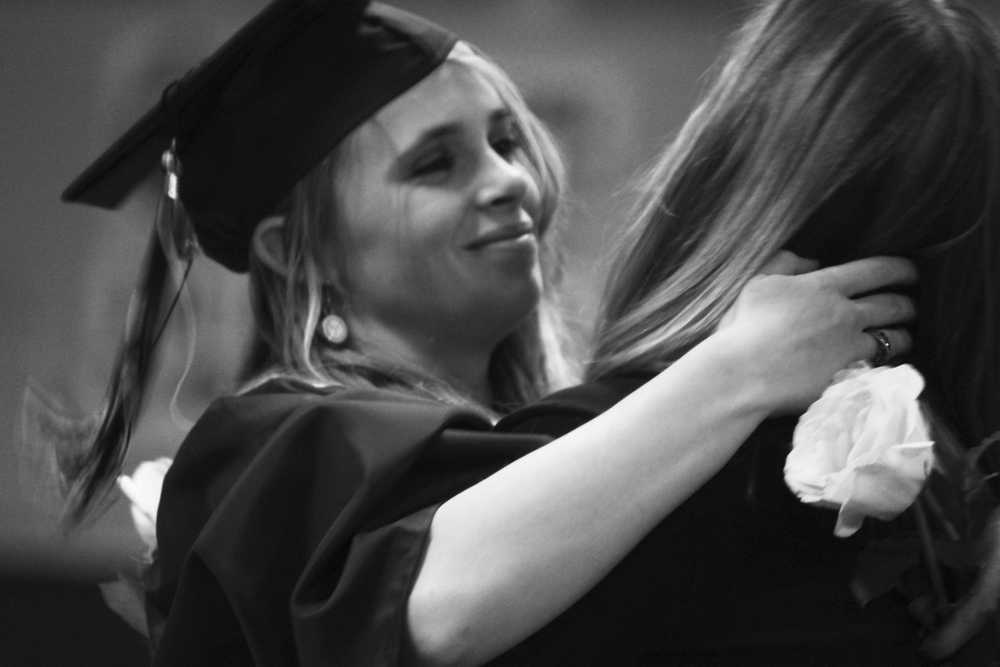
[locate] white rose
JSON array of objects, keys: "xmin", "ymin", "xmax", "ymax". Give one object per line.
[
  {"xmin": 784, "ymin": 363, "xmax": 935, "ymax": 538},
  {"xmin": 116, "ymin": 457, "xmax": 172, "ymax": 558}
]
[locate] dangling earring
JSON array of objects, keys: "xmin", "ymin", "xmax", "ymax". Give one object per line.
[
  {"xmin": 319, "ymin": 313, "xmax": 349, "ymax": 345},
  {"xmin": 318, "ymin": 283, "xmax": 349, "ymax": 346}
]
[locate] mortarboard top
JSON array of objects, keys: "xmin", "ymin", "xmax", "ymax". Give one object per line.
[{"xmin": 62, "ymin": 0, "xmax": 457, "ymax": 272}]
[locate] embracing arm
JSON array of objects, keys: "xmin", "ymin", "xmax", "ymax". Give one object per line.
[
  {"xmin": 407, "ymin": 256, "xmax": 917, "ymax": 666},
  {"xmin": 410, "ymin": 331, "xmax": 770, "ymax": 665}
]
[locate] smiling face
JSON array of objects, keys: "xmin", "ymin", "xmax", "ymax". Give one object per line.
[{"xmin": 330, "ymin": 58, "xmax": 545, "ymax": 361}]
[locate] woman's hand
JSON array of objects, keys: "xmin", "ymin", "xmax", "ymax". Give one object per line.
[{"xmin": 716, "ymin": 252, "xmax": 917, "ymax": 414}]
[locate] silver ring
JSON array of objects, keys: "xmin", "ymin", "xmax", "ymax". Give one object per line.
[{"xmin": 868, "ymin": 329, "xmax": 892, "ymax": 366}]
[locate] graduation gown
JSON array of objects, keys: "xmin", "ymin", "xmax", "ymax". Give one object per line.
[
  {"xmin": 150, "ymin": 375, "xmax": 920, "ymax": 666},
  {"xmin": 147, "ymin": 380, "xmax": 546, "ymax": 666}
]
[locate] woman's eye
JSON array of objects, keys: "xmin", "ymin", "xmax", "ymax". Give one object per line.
[
  {"xmin": 411, "ymin": 153, "xmax": 454, "ymax": 179},
  {"xmin": 491, "ymin": 136, "xmax": 520, "ymax": 159}
]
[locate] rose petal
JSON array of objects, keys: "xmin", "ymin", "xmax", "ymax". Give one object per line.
[
  {"xmin": 116, "ymin": 457, "xmax": 172, "ymax": 557},
  {"xmin": 117, "ymin": 457, "xmax": 171, "ymax": 517},
  {"xmin": 129, "ymin": 503, "xmax": 158, "ymax": 553}
]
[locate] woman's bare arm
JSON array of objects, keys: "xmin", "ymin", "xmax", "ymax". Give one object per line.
[{"xmin": 408, "ymin": 256, "xmax": 917, "ymax": 666}]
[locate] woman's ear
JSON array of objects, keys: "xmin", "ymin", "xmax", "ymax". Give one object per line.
[{"xmin": 252, "ymin": 216, "xmax": 290, "ymax": 276}]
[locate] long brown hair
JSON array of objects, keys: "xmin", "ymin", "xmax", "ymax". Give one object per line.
[{"xmin": 591, "ymin": 0, "xmax": 1000, "ymax": 446}]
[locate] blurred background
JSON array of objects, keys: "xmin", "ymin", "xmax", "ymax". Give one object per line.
[{"xmin": 2, "ymin": 0, "xmax": 998, "ymax": 663}]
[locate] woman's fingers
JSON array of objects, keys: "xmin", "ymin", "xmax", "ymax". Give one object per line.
[
  {"xmin": 719, "ymin": 256, "xmax": 919, "ymax": 412},
  {"xmin": 810, "ymin": 256, "xmax": 918, "ymax": 296},
  {"xmin": 758, "ymin": 251, "xmax": 819, "ymax": 276},
  {"xmin": 853, "ymin": 292, "xmax": 916, "ymax": 328},
  {"xmin": 859, "ymin": 327, "xmax": 912, "ymax": 363},
  {"xmin": 851, "ymin": 282, "xmax": 916, "ymax": 364}
]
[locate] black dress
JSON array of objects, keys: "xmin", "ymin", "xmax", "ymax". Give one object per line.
[{"xmin": 492, "ymin": 373, "xmax": 921, "ymax": 665}]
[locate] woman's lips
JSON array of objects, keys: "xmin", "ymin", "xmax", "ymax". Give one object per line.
[{"xmin": 465, "ymin": 222, "xmax": 535, "ymax": 250}]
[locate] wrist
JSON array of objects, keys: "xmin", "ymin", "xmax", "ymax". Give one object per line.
[{"xmin": 688, "ymin": 327, "xmax": 776, "ymax": 419}]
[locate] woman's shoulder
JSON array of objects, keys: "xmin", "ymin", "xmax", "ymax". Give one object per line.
[
  {"xmin": 197, "ymin": 377, "xmax": 483, "ymax": 434},
  {"xmin": 207, "ymin": 375, "xmax": 475, "ymax": 419},
  {"xmin": 175, "ymin": 380, "xmax": 489, "ymax": 468}
]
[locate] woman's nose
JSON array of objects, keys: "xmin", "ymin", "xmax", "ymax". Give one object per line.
[{"xmin": 475, "ymin": 151, "xmax": 529, "ymax": 210}]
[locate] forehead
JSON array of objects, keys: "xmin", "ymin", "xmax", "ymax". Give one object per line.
[{"xmin": 371, "ymin": 61, "xmax": 506, "ymax": 149}]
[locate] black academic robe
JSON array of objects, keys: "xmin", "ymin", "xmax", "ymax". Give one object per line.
[
  {"xmin": 150, "ymin": 376, "xmax": 921, "ymax": 666},
  {"xmin": 147, "ymin": 380, "xmax": 546, "ymax": 666}
]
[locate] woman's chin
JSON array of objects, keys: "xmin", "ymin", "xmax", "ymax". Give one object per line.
[{"xmin": 495, "ymin": 279, "xmax": 544, "ymax": 331}]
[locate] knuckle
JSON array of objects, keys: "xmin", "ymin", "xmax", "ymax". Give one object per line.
[{"xmin": 845, "ymin": 299, "xmax": 866, "ymax": 325}]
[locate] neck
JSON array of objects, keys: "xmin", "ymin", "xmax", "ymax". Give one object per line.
[{"xmin": 349, "ymin": 318, "xmax": 495, "ymax": 407}]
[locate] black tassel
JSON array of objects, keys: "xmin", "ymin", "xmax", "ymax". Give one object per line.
[{"xmin": 66, "ymin": 144, "xmax": 195, "ymax": 524}]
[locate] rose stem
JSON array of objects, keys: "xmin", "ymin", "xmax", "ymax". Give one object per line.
[{"xmin": 922, "ymin": 489, "xmax": 961, "ymax": 541}]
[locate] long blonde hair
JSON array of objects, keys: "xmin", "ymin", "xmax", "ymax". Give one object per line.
[
  {"xmin": 591, "ymin": 0, "xmax": 1000, "ymax": 447},
  {"xmin": 247, "ymin": 43, "xmax": 578, "ymax": 416}
]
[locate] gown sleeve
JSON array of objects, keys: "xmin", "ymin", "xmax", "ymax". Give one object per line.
[{"xmin": 147, "ymin": 385, "xmax": 546, "ymax": 667}]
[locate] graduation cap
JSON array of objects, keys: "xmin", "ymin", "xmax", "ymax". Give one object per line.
[{"xmin": 62, "ymin": 0, "xmax": 457, "ymax": 272}]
